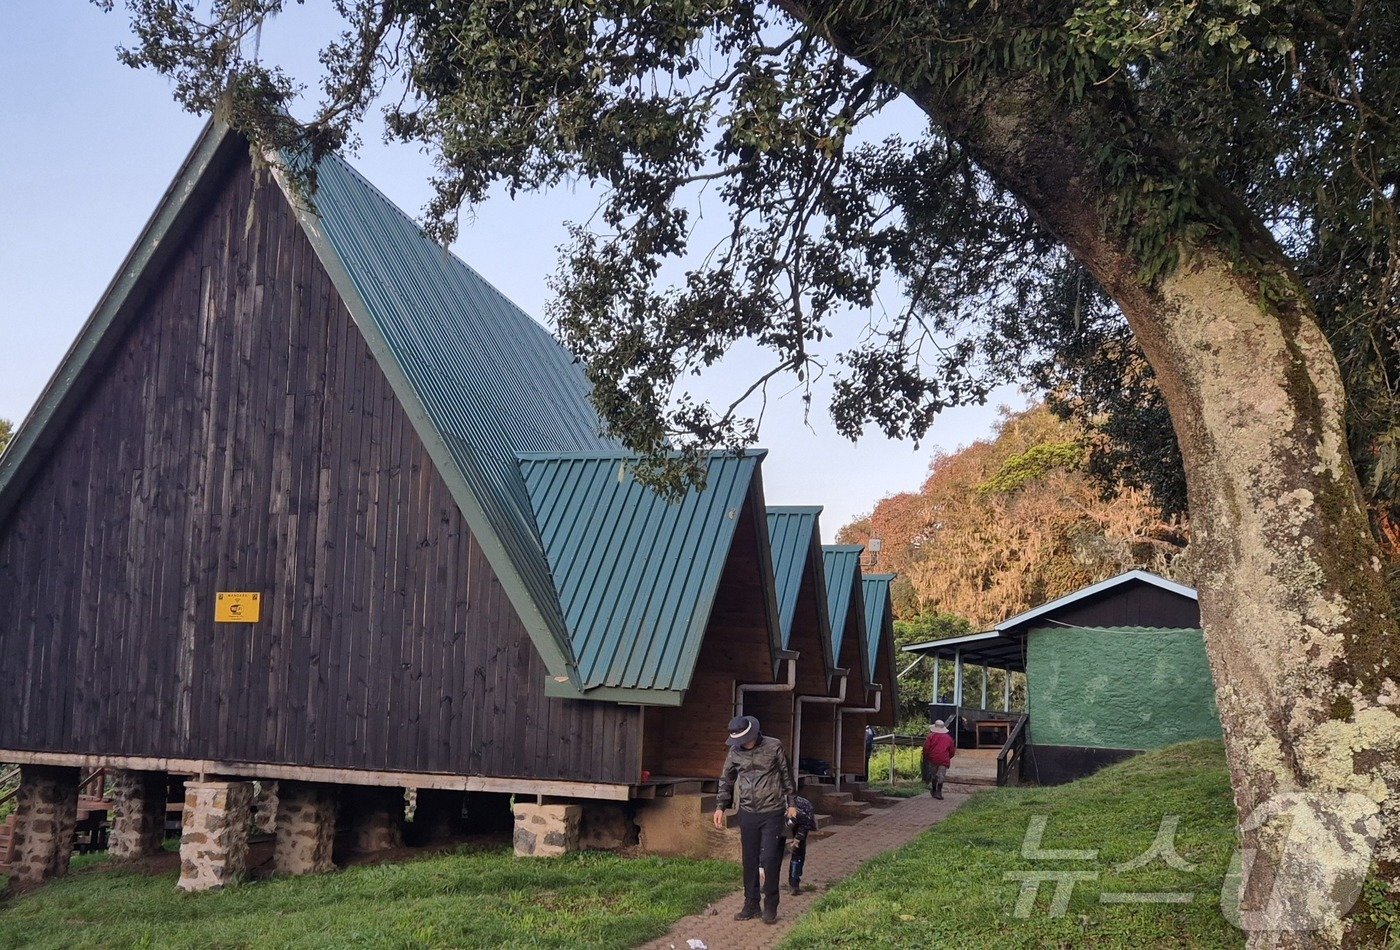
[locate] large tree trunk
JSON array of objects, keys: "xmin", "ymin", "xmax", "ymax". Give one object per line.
[{"xmin": 782, "ymin": 3, "xmax": 1400, "ymax": 944}]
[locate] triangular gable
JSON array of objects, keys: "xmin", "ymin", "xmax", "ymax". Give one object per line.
[
  {"xmin": 995, "ymin": 569, "xmax": 1198, "ymax": 635},
  {"xmin": 520, "ymin": 451, "xmax": 782, "ymax": 702},
  {"xmin": 862, "ymin": 574, "xmax": 900, "ymax": 724},
  {"xmin": 0, "ymin": 120, "xmax": 626, "ymax": 694},
  {"xmin": 822, "ymin": 545, "xmax": 871, "ymax": 686},
  {"xmin": 276, "ymin": 133, "xmax": 619, "ymax": 688},
  {"xmin": 0, "ymin": 124, "xmax": 247, "ymax": 527},
  {"xmin": 765, "ymin": 509, "xmax": 819, "ymax": 644}
]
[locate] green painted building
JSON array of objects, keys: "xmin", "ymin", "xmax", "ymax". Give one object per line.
[{"xmin": 905, "ymin": 570, "xmax": 1222, "ymax": 784}]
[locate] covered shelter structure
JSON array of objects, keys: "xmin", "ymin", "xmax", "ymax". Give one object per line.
[
  {"xmin": 903, "ymin": 570, "xmax": 1220, "ymax": 785},
  {"xmin": 734, "ymin": 508, "xmax": 836, "ymax": 761},
  {"xmin": 838, "ymin": 574, "xmax": 899, "ymax": 783},
  {"xmin": 0, "ymin": 120, "xmax": 795, "ymax": 885},
  {"xmin": 792, "ymin": 546, "xmax": 869, "ymax": 783}
]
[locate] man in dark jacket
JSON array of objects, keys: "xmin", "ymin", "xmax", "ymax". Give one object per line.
[{"xmin": 713, "ymin": 715, "xmax": 798, "ymax": 924}]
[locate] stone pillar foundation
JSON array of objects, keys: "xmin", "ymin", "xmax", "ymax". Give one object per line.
[
  {"xmin": 252, "ymin": 780, "xmax": 280, "ymax": 836},
  {"xmin": 342, "ymin": 786, "xmax": 404, "ymax": 855},
  {"xmin": 108, "ymin": 769, "xmax": 168, "ymax": 861},
  {"xmin": 178, "ymin": 781, "xmax": 253, "ymax": 892},
  {"xmin": 512, "ymin": 803, "xmax": 581, "ymax": 857},
  {"xmin": 10, "ymin": 765, "xmax": 79, "ymax": 885},
  {"xmin": 273, "ymin": 782, "xmax": 337, "ymax": 876}
]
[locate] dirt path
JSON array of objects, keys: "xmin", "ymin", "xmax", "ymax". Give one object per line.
[{"xmin": 639, "ymin": 787, "xmax": 975, "ymax": 950}]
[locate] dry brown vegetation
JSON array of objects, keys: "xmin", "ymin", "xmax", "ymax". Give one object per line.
[{"xmin": 840, "ymin": 404, "xmax": 1189, "ymax": 627}]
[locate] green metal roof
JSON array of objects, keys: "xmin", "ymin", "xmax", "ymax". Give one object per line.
[
  {"xmin": 287, "ymin": 142, "xmax": 619, "ymax": 683},
  {"xmin": 0, "ymin": 119, "xmax": 787, "ymax": 704},
  {"xmin": 765, "ymin": 507, "xmax": 824, "ymax": 650},
  {"xmin": 519, "ymin": 451, "xmax": 772, "ymax": 694},
  {"xmin": 823, "ymin": 545, "xmax": 870, "ymax": 683},
  {"xmin": 862, "ymin": 573, "xmax": 895, "ymax": 671}
]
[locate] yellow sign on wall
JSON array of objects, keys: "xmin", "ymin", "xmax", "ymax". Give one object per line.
[{"xmin": 215, "ymin": 592, "xmax": 261, "ymax": 624}]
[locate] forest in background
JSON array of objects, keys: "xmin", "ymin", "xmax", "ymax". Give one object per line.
[{"xmin": 840, "ymin": 403, "xmax": 1190, "ymax": 726}]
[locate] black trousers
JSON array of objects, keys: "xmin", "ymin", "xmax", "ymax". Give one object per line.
[
  {"xmin": 738, "ymin": 809, "xmax": 785, "ymax": 908},
  {"xmin": 788, "ymin": 835, "xmax": 808, "ymax": 886}
]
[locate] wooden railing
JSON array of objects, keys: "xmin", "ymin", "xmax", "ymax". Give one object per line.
[
  {"xmin": 78, "ymin": 768, "xmax": 107, "ymax": 800},
  {"xmin": 996, "ymin": 715, "xmax": 1028, "ymax": 787},
  {"xmin": 0, "ymin": 766, "xmax": 19, "ymax": 809}
]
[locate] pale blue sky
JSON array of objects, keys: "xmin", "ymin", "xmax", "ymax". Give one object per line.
[{"xmin": 0, "ymin": 1, "xmax": 1024, "ymax": 539}]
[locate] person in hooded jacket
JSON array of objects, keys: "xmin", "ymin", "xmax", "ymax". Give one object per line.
[{"xmin": 713, "ymin": 715, "xmax": 798, "ymax": 924}]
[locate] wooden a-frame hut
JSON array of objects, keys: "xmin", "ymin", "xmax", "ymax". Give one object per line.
[{"xmin": 0, "ymin": 121, "xmax": 791, "ymax": 886}]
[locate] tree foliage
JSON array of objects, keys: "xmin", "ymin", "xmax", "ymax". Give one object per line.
[
  {"xmin": 94, "ymin": 2, "xmax": 1397, "ymax": 537},
  {"xmin": 842, "ymin": 405, "xmax": 1188, "ymax": 628},
  {"xmin": 0, "ymin": 419, "xmax": 12, "ymax": 458}
]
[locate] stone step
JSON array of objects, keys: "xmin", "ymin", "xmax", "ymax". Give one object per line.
[{"xmin": 807, "ymin": 791, "xmax": 853, "ymax": 808}]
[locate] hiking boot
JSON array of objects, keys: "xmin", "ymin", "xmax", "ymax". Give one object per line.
[
  {"xmin": 934, "ymin": 784, "xmax": 944, "ymax": 800},
  {"xmin": 789, "ymin": 882, "xmax": 802, "ymax": 896},
  {"xmin": 762, "ymin": 907, "xmax": 779, "ymax": 925},
  {"xmin": 734, "ymin": 902, "xmax": 761, "ymax": 921}
]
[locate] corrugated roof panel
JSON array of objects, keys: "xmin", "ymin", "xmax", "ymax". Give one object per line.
[
  {"xmin": 863, "ymin": 574, "xmax": 895, "ymax": 670},
  {"xmin": 299, "ymin": 152, "xmax": 621, "ymax": 673},
  {"xmin": 765, "ymin": 507, "xmax": 822, "ymax": 649},
  {"xmin": 817, "ymin": 545, "xmax": 862, "ymax": 671},
  {"xmin": 520, "ymin": 451, "xmax": 765, "ymax": 692}
]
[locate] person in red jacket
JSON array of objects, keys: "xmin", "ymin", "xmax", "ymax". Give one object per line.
[{"xmin": 922, "ymin": 720, "xmax": 956, "ymax": 799}]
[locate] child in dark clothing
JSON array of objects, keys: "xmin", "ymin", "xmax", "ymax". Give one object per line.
[{"xmin": 784, "ymin": 795, "xmax": 818, "ymax": 894}]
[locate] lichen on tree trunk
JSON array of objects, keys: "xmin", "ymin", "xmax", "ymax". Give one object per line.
[{"xmin": 779, "ymin": 3, "xmax": 1400, "ymax": 942}]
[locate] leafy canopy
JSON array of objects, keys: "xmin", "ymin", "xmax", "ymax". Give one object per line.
[{"xmin": 96, "ymin": 0, "xmax": 1398, "ymax": 516}]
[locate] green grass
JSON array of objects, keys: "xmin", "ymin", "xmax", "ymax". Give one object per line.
[
  {"xmin": 785, "ymin": 741, "xmax": 1243, "ymax": 949},
  {"xmin": 0, "ymin": 845, "xmax": 736, "ymax": 949}
]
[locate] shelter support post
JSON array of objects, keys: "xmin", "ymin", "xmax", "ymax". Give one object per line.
[
  {"xmin": 512, "ymin": 803, "xmax": 581, "ymax": 857},
  {"xmin": 981, "ymin": 664, "xmax": 989, "ymax": 709},
  {"xmin": 932, "ymin": 656, "xmax": 941, "ymax": 704},
  {"xmin": 273, "ymin": 781, "xmax": 338, "ymax": 876},
  {"xmin": 342, "ymin": 786, "xmax": 404, "ymax": 855},
  {"xmin": 178, "ymin": 780, "xmax": 253, "ymax": 892},
  {"xmin": 108, "ymin": 769, "xmax": 168, "ymax": 860},
  {"xmin": 1004, "ymin": 668, "xmax": 1012, "ymax": 711},
  {"xmin": 9, "ymin": 765, "xmax": 79, "ymax": 885}
]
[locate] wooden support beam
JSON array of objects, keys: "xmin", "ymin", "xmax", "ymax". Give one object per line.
[{"xmin": 0, "ymin": 750, "xmax": 633, "ymax": 802}]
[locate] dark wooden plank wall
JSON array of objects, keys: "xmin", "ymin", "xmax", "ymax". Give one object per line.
[
  {"xmin": 870, "ymin": 619, "xmax": 896, "ymax": 728},
  {"xmin": 0, "ymin": 153, "xmax": 640, "ymax": 784},
  {"xmin": 839, "ymin": 714, "xmax": 869, "ymax": 779},
  {"xmin": 744, "ymin": 552, "xmax": 835, "ymax": 758},
  {"xmin": 642, "ymin": 498, "xmax": 776, "ymax": 780},
  {"xmin": 1041, "ymin": 581, "xmax": 1200, "ymax": 630}
]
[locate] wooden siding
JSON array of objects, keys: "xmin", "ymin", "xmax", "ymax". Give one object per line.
[
  {"xmin": 642, "ymin": 497, "xmax": 776, "ymax": 779},
  {"xmin": 839, "ymin": 715, "xmax": 870, "ymax": 779},
  {"xmin": 1037, "ymin": 580, "xmax": 1200, "ymax": 630},
  {"xmin": 0, "ymin": 154, "xmax": 639, "ymax": 784}
]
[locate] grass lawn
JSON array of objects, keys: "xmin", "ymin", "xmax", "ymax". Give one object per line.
[
  {"xmin": 0, "ymin": 845, "xmax": 736, "ymax": 949},
  {"xmin": 785, "ymin": 740, "xmax": 1243, "ymax": 948}
]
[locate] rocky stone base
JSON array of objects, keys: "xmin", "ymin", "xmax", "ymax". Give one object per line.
[
  {"xmin": 342, "ymin": 786, "xmax": 404, "ymax": 855},
  {"xmin": 108, "ymin": 769, "xmax": 168, "ymax": 860},
  {"xmin": 406, "ymin": 789, "xmax": 465, "ymax": 846},
  {"xmin": 273, "ymin": 782, "xmax": 337, "ymax": 876},
  {"xmin": 9, "ymin": 765, "xmax": 79, "ymax": 885},
  {"xmin": 252, "ymin": 780, "xmax": 280, "ymax": 836},
  {"xmin": 512, "ymin": 803, "xmax": 581, "ymax": 857},
  {"xmin": 578, "ymin": 803, "xmax": 636, "ymax": 851},
  {"xmin": 178, "ymin": 781, "xmax": 253, "ymax": 892}
]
